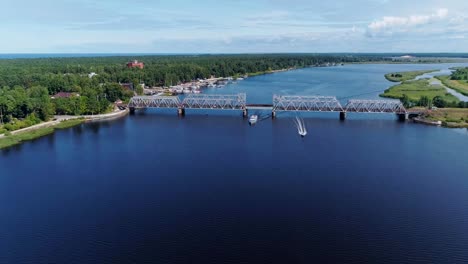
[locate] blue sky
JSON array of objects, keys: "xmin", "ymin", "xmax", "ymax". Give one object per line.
[{"xmin": 2, "ymin": 0, "xmax": 468, "ymax": 53}]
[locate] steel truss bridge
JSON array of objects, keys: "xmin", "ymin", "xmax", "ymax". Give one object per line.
[
  {"xmin": 128, "ymin": 96, "xmax": 181, "ymax": 108},
  {"xmin": 272, "ymin": 95, "xmax": 406, "ymax": 114},
  {"xmin": 344, "ymin": 99, "xmax": 407, "ymax": 114},
  {"xmin": 129, "ymin": 94, "xmax": 246, "ymax": 110},
  {"xmin": 273, "ymin": 95, "xmax": 344, "ymax": 112},
  {"xmin": 181, "ymin": 94, "xmax": 246, "ymax": 110},
  {"xmin": 128, "ymin": 94, "xmax": 407, "ymax": 119}
]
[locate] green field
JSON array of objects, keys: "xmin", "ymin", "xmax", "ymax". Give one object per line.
[
  {"xmin": 424, "ymin": 108, "xmax": 468, "ymax": 128},
  {"xmin": 380, "ymin": 79, "xmax": 459, "ymax": 102},
  {"xmin": 0, "ymin": 119, "xmax": 84, "ymax": 149},
  {"xmin": 435, "ymin": 75, "xmax": 468, "ymax": 96},
  {"xmin": 384, "ymin": 70, "xmax": 438, "ymax": 82}
]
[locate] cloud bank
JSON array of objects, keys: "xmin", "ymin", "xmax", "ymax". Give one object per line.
[{"xmin": 366, "ymin": 8, "xmax": 449, "ymax": 37}]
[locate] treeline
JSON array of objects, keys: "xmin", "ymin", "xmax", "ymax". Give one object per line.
[
  {"xmin": 0, "ymin": 54, "xmax": 387, "ymax": 90},
  {"xmin": 0, "ymin": 83, "xmax": 133, "ymax": 130},
  {"xmin": 451, "ymin": 67, "xmax": 468, "ymax": 80},
  {"xmin": 400, "ymin": 94, "xmax": 468, "ymax": 109}
]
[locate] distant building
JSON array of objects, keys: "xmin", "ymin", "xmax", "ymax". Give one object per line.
[
  {"xmin": 127, "ymin": 60, "xmax": 144, "ymax": 69},
  {"xmin": 88, "ymin": 72, "xmax": 98, "ymax": 78},
  {"xmin": 51, "ymin": 92, "xmax": 79, "ymax": 99}
]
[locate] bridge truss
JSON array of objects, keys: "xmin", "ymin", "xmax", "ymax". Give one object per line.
[
  {"xmin": 273, "ymin": 95, "xmax": 344, "ymax": 112},
  {"xmin": 344, "ymin": 99, "xmax": 406, "ymax": 114},
  {"xmin": 128, "ymin": 96, "xmax": 181, "ymax": 108},
  {"xmin": 128, "ymin": 94, "xmax": 407, "ymax": 116},
  {"xmin": 181, "ymin": 93, "xmax": 246, "ymax": 110}
]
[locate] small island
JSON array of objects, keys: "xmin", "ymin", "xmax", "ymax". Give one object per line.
[{"xmin": 384, "ymin": 70, "xmax": 438, "ymax": 82}]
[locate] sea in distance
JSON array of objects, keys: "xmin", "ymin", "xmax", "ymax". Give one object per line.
[{"xmin": 1, "ymin": 63, "xmax": 468, "ymax": 263}]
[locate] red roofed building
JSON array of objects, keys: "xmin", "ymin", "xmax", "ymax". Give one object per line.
[{"xmin": 127, "ymin": 60, "xmax": 144, "ymax": 69}]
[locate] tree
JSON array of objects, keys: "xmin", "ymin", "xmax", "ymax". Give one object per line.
[
  {"xmin": 136, "ymin": 84, "xmax": 144, "ymax": 95},
  {"xmin": 418, "ymin": 96, "xmax": 431, "ymax": 108},
  {"xmin": 103, "ymin": 83, "xmax": 124, "ymax": 102},
  {"xmin": 53, "ymin": 97, "xmax": 73, "ymax": 115},
  {"xmin": 400, "ymin": 94, "xmax": 411, "ymax": 108},
  {"xmin": 28, "ymin": 86, "xmax": 54, "ymax": 120},
  {"xmin": 0, "ymin": 88, "xmax": 16, "ymax": 124},
  {"xmin": 85, "ymin": 93, "xmax": 99, "ymax": 115},
  {"xmin": 432, "ymin": 96, "xmax": 447, "ymax": 108}
]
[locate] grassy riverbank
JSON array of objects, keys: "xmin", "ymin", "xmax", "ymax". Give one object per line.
[
  {"xmin": 0, "ymin": 119, "xmax": 84, "ymax": 149},
  {"xmin": 422, "ymin": 108, "xmax": 468, "ymax": 128},
  {"xmin": 380, "ymin": 79, "xmax": 459, "ymax": 102},
  {"xmin": 435, "ymin": 75, "xmax": 468, "ymax": 96},
  {"xmin": 384, "ymin": 70, "xmax": 438, "ymax": 82}
]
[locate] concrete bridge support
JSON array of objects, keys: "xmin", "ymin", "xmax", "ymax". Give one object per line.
[
  {"xmin": 397, "ymin": 113, "xmax": 408, "ymax": 121},
  {"xmin": 271, "ymin": 111, "xmax": 276, "ymax": 119},
  {"xmin": 243, "ymin": 108, "xmax": 248, "ymax": 118},
  {"xmin": 129, "ymin": 107, "xmax": 135, "ymax": 114},
  {"xmin": 339, "ymin": 111, "xmax": 346, "ymax": 120},
  {"xmin": 177, "ymin": 107, "xmax": 185, "ymax": 116}
]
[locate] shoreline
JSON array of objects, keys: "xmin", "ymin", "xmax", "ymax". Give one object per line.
[{"xmin": 0, "ymin": 108, "xmax": 129, "ymax": 149}]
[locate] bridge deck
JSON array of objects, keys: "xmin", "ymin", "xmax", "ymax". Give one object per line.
[{"xmin": 246, "ymin": 104, "xmax": 273, "ymax": 110}]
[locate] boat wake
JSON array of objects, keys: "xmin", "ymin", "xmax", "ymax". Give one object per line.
[{"xmin": 294, "ymin": 116, "xmax": 307, "ymax": 137}]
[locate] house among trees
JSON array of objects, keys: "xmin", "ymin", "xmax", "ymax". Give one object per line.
[
  {"xmin": 127, "ymin": 60, "xmax": 144, "ymax": 69},
  {"xmin": 120, "ymin": 83, "xmax": 134, "ymax": 90},
  {"xmin": 51, "ymin": 92, "xmax": 80, "ymax": 99}
]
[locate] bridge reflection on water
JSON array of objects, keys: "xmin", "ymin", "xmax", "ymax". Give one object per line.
[{"xmin": 128, "ymin": 93, "xmax": 409, "ymax": 121}]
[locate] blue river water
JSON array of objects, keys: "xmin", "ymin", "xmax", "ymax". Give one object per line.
[{"xmin": 1, "ymin": 64, "xmax": 468, "ymax": 263}]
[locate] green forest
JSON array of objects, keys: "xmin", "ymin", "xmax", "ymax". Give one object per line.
[
  {"xmin": 0, "ymin": 54, "xmax": 387, "ymax": 131},
  {"xmin": 451, "ymin": 67, "xmax": 468, "ymax": 80}
]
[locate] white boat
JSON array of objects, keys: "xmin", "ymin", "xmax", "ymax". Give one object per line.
[
  {"xmin": 249, "ymin": 115, "xmax": 258, "ymax": 125},
  {"xmin": 294, "ymin": 117, "xmax": 307, "ymax": 137}
]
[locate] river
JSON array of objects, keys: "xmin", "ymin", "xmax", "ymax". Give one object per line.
[{"xmin": 1, "ymin": 63, "xmax": 468, "ymax": 263}]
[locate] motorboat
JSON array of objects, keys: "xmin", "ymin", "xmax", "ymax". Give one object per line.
[
  {"xmin": 294, "ymin": 117, "xmax": 307, "ymax": 137},
  {"xmin": 249, "ymin": 115, "xmax": 258, "ymax": 125}
]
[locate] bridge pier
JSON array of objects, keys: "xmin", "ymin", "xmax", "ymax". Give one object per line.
[
  {"xmin": 339, "ymin": 111, "xmax": 346, "ymax": 121},
  {"xmin": 177, "ymin": 107, "xmax": 185, "ymax": 116},
  {"xmin": 397, "ymin": 113, "xmax": 408, "ymax": 121},
  {"xmin": 129, "ymin": 107, "xmax": 135, "ymax": 114},
  {"xmin": 243, "ymin": 108, "xmax": 248, "ymax": 118},
  {"xmin": 271, "ymin": 111, "xmax": 276, "ymax": 119}
]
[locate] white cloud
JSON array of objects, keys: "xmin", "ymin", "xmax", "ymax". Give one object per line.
[{"xmin": 366, "ymin": 8, "xmax": 449, "ymax": 36}]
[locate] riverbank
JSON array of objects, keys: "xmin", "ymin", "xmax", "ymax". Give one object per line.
[
  {"xmin": 414, "ymin": 108, "xmax": 468, "ymax": 128},
  {"xmin": 0, "ymin": 108, "xmax": 128, "ymax": 149},
  {"xmin": 0, "ymin": 119, "xmax": 84, "ymax": 149}
]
